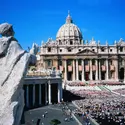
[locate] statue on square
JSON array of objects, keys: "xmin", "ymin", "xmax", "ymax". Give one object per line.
[{"xmin": 0, "ymin": 23, "xmax": 38, "ymax": 125}]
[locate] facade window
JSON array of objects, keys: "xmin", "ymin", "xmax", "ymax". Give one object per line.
[
  {"xmin": 67, "ymin": 60, "xmax": 72, "ymax": 65},
  {"xmin": 101, "ymin": 47, "xmax": 105, "ymax": 52},
  {"xmin": 68, "ymin": 48, "xmax": 72, "ymax": 52},
  {"xmin": 59, "ymin": 60, "xmax": 62, "ymax": 66},
  {"xmin": 120, "ymin": 47, "xmax": 123, "ymax": 52},
  {"xmin": 47, "ymin": 60, "xmax": 52, "ymax": 67},
  {"xmin": 60, "ymin": 49, "xmax": 62, "ymax": 52},
  {"xmin": 48, "ymin": 47, "xmax": 51, "ymax": 52},
  {"xmin": 78, "ymin": 59, "xmax": 82, "ymax": 65},
  {"xmin": 92, "ymin": 49, "xmax": 95, "ymax": 52},
  {"xmin": 110, "ymin": 49, "xmax": 112, "ymax": 52},
  {"xmin": 119, "ymin": 58, "xmax": 124, "ymax": 65},
  {"xmin": 92, "ymin": 59, "xmax": 95, "ymax": 65},
  {"xmin": 70, "ymin": 40, "xmax": 73, "ymax": 45},
  {"xmin": 100, "ymin": 59, "xmax": 105, "ymax": 65},
  {"xmin": 85, "ymin": 60, "xmax": 89, "ymax": 65},
  {"xmin": 79, "ymin": 49, "xmax": 81, "ymax": 51}
]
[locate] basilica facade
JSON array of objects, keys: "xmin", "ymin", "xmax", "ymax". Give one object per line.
[{"xmin": 37, "ymin": 13, "xmax": 125, "ymax": 82}]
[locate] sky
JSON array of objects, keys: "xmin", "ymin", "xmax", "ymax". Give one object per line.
[{"xmin": 0, "ymin": 0, "xmax": 125, "ymax": 50}]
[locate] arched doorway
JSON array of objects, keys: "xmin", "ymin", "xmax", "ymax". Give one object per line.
[{"xmin": 119, "ymin": 68, "xmax": 124, "ymax": 80}]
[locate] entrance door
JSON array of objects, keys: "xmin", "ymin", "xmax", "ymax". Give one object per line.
[
  {"xmin": 68, "ymin": 72, "xmax": 72, "ymax": 81},
  {"xmin": 119, "ymin": 68, "xmax": 124, "ymax": 80},
  {"xmin": 51, "ymin": 84, "xmax": 58, "ymax": 104},
  {"xmin": 101, "ymin": 72, "xmax": 105, "ymax": 80},
  {"xmin": 85, "ymin": 72, "xmax": 89, "ymax": 81}
]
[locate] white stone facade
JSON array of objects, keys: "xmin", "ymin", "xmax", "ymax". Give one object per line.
[{"xmin": 37, "ymin": 13, "xmax": 125, "ymax": 83}]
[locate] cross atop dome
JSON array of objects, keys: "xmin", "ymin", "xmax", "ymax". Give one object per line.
[{"xmin": 66, "ymin": 10, "xmax": 73, "ymax": 24}]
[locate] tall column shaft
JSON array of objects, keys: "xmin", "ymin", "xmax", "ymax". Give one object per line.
[
  {"xmin": 60, "ymin": 83, "xmax": 63, "ymax": 101},
  {"xmin": 26, "ymin": 85, "xmax": 29, "ymax": 108},
  {"xmin": 82, "ymin": 60, "xmax": 85, "ymax": 81},
  {"xmin": 33, "ymin": 84, "xmax": 35, "ymax": 106},
  {"xmin": 39, "ymin": 84, "xmax": 42, "ymax": 105},
  {"xmin": 115, "ymin": 59, "xmax": 118, "ymax": 81},
  {"xmin": 48, "ymin": 81, "xmax": 51, "ymax": 104},
  {"xmin": 45, "ymin": 83, "xmax": 48, "ymax": 104},
  {"xmin": 73, "ymin": 60, "xmax": 75, "ymax": 81},
  {"xmin": 43, "ymin": 61, "xmax": 46, "ymax": 69},
  {"xmin": 76, "ymin": 59, "xmax": 79, "ymax": 80},
  {"xmin": 64, "ymin": 60, "xmax": 67, "ymax": 81},
  {"xmin": 106, "ymin": 59, "xmax": 109, "ymax": 80},
  {"xmin": 90, "ymin": 60, "xmax": 92, "ymax": 80},
  {"xmin": 96, "ymin": 60, "xmax": 98, "ymax": 80},
  {"xmin": 124, "ymin": 60, "xmax": 125, "ymax": 83},
  {"xmin": 99, "ymin": 59, "xmax": 101, "ymax": 80},
  {"xmin": 58, "ymin": 83, "xmax": 60, "ymax": 103}
]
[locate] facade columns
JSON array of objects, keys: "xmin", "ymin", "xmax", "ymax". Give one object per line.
[
  {"xmin": 26, "ymin": 85, "xmax": 29, "ymax": 108},
  {"xmin": 58, "ymin": 83, "xmax": 61, "ymax": 103},
  {"xmin": 60, "ymin": 83, "xmax": 63, "ymax": 101},
  {"xmin": 99, "ymin": 59, "xmax": 101, "ymax": 80},
  {"xmin": 33, "ymin": 84, "xmax": 35, "ymax": 106},
  {"xmin": 76, "ymin": 59, "xmax": 79, "ymax": 80},
  {"xmin": 39, "ymin": 84, "xmax": 42, "ymax": 105},
  {"xmin": 106, "ymin": 59, "xmax": 109, "ymax": 80},
  {"xmin": 64, "ymin": 60, "xmax": 67, "ymax": 81},
  {"xmin": 82, "ymin": 60, "xmax": 85, "ymax": 81},
  {"xmin": 115, "ymin": 59, "xmax": 118, "ymax": 81},
  {"xmin": 73, "ymin": 60, "xmax": 75, "ymax": 81},
  {"xmin": 48, "ymin": 81, "xmax": 51, "ymax": 104},
  {"xmin": 96, "ymin": 60, "xmax": 98, "ymax": 80},
  {"xmin": 124, "ymin": 60, "xmax": 125, "ymax": 83},
  {"xmin": 43, "ymin": 61, "xmax": 46, "ymax": 69},
  {"xmin": 90, "ymin": 59, "xmax": 93, "ymax": 80},
  {"xmin": 45, "ymin": 83, "xmax": 48, "ymax": 104}
]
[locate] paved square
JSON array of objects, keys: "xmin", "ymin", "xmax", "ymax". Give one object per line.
[{"xmin": 24, "ymin": 104, "xmax": 79, "ymax": 125}]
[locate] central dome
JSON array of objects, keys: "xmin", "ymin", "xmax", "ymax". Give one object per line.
[{"xmin": 56, "ymin": 13, "xmax": 82, "ymax": 43}]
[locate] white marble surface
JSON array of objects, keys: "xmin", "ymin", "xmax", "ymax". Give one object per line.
[{"xmin": 0, "ymin": 23, "xmax": 33, "ymax": 125}]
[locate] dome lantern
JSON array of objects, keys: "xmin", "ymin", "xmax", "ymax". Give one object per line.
[{"xmin": 66, "ymin": 11, "xmax": 73, "ymax": 24}]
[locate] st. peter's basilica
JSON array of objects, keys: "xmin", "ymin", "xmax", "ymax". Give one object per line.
[{"xmin": 36, "ymin": 12, "xmax": 125, "ymax": 83}]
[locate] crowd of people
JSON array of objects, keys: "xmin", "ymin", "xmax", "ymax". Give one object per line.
[
  {"xmin": 114, "ymin": 88, "xmax": 125, "ymax": 95},
  {"xmin": 71, "ymin": 86, "xmax": 125, "ymax": 125},
  {"xmin": 65, "ymin": 81, "xmax": 122, "ymax": 87}
]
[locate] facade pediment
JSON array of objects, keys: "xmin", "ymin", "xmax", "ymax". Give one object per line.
[{"xmin": 76, "ymin": 48, "xmax": 97, "ymax": 55}]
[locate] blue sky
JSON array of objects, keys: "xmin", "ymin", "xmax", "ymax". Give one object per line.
[{"xmin": 0, "ymin": 0, "xmax": 125, "ymax": 50}]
